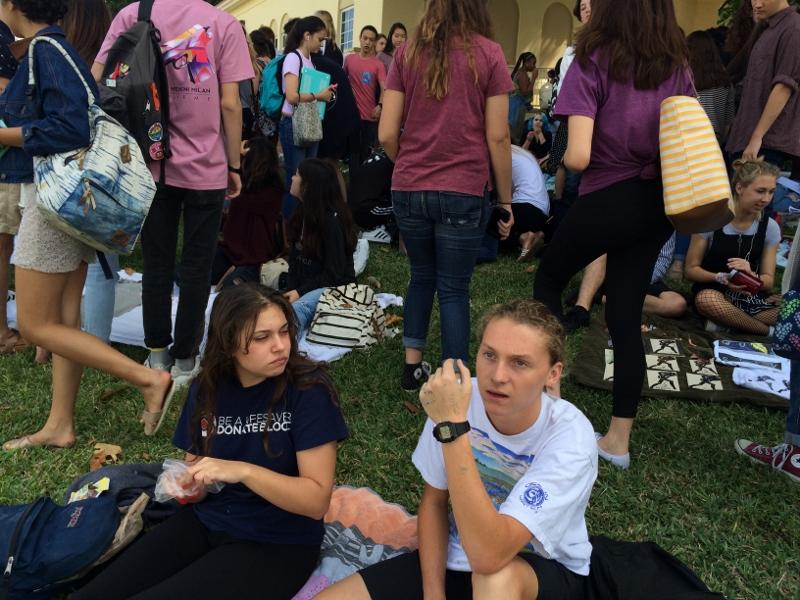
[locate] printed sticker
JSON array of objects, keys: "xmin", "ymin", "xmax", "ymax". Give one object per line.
[
  {"xmin": 686, "ymin": 372, "xmax": 722, "ymax": 391},
  {"xmin": 646, "ymin": 370, "xmax": 680, "ymax": 391},
  {"xmin": 689, "ymin": 358, "xmax": 718, "ymax": 376},
  {"xmin": 645, "ymin": 354, "xmax": 679, "ymax": 372},
  {"xmin": 149, "ymin": 142, "xmax": 164, "ymax": 161},
  {"xmin": 649, "ymin": 338, "xmax": 680, "ymax": 355},
  {"xmin": 148, "ymin": 123, "xmax": 163, "ymax": 142}
]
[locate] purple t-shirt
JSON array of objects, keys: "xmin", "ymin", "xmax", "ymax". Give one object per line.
[
  {"xmin": 386, "ymin": 36, "xmax": 513, "ymax": 198},
  {"xmin": 555, "ymin": 52, "xmax": 694, "ymax": 196}
]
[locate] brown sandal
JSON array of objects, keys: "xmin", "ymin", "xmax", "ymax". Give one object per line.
[{"xmin": 0, "ymin": 329, "xmax": 30, "ymax": 354}]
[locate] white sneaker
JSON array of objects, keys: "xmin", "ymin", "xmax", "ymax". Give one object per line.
[
  {"xmin": 144, "ymin": 352, "xmax": 173, "ymax": 372},
  {"xmin": 360, "ymin": 225, "xmax": 392, "ymax": 244},
  {"xmin": 170, "ymin": 357, "xmax": 201, "ymax": 387}
]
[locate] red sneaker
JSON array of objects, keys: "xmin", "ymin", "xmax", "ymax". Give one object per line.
[{"xmin": 735, "ymin": 439, "xmax": 800, "ymax": 483}]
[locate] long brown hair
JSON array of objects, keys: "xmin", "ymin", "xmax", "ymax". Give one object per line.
[
  {"xmin": 61, "ymin": 0, "xmax": 111, "ymax": 65},
  {"xmin": 287, "ymin": 159, "xmax": 357, "ymax": 260},
  {"xmin": 687, "ymin": 30, "xmax": 730, "ymax": 91},
  {"xmin": 574, "ymin": 0, "xmax": 688, "ymax": 90},
  {"xmin": 405, "ymin": 0, "xmax": 494, "ymax": 100},
  {"xmin": 190, "ymin": 284, "xmax": 338, "ymax": 455}
]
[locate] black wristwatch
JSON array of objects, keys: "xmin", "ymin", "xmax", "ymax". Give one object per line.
[
  {"xmin": 433, "ymin": 421, "xmax": 471, "ymax": 443},
  {"xmin": 228, "ymin": 165, "xmax": 242, "ymax": 175}
]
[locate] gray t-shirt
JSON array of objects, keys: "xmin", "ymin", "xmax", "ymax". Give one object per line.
[{"xmin": 700, "ymin": 218, "xmax": 781, "ymax": 249}]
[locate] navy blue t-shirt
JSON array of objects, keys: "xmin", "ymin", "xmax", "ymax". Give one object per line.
[{"xmin": 172, "ymin": 375, "xmax": 348, "ymax": 545}]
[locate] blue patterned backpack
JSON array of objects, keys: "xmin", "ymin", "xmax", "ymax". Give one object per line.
[
  {"xmin": 28, "ymin": 36, "xmax": 156, "ymax": 255},
  {"xmin": 773, "ymin": 290, "xmax": 800, "ymax": 360}
]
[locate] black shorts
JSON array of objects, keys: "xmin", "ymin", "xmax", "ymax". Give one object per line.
[
  {"xmin": 647, "ymin": 280, "xmax": 671, "ymax": 297},
  {"xmin": 359, "ymin": 550, "xmax": 585, "ymax": 600}
]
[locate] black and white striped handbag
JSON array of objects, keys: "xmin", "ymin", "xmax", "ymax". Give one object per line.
[{"xmin": 306, "ymin": 284, "xmax": 386, "ymax": 349}]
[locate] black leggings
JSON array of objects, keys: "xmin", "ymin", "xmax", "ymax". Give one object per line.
[
  {"xmin": 72, "ymin": 508, "xmax": 319, "ymax": 600},
  {"xmin": 533, "ymin": 177, "xmax": 672, "ymax": 418}
]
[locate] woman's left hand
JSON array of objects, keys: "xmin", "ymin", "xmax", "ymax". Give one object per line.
[
  {"xmin": 419, "ymin": 359, "xmax": 472, "ymax": 424},
  {"xmin": 187, "ymin": 457, "xmax": 250, "ymax": 486}
]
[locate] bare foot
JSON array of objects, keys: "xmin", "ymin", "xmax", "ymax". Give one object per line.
[
  {"xmin": 140, "ymin": 369, "xmax": 174, "ymax": 416},
  {"xmin": 3, "ymin": 428, "xmax": 76, "ymax": 451},
  {"xmin": 35, "ymin": 346, "xmax": 50, "ymax": 365}
]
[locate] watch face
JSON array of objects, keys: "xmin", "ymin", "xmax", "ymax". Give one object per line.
[{"xmin": 439, "ymin": 425, "xmax": 452, "ymax": 440}]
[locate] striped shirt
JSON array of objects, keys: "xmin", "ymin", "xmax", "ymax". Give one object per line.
[
  {"xmin": 651, "ymin": 234, "xmax": 676, "ymax": 284},
  {"xmin": 697, "ymin": 85, "xmax": 736, "ymax": 140}
]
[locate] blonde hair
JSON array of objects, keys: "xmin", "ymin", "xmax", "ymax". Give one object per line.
[
  {"xmin": 477, "ymin": 300, "xmax": 565, "ymax": 365},
  {"xmin": 405, "ymin": 0, "xmax": 494, "ymax": 101},
  {"xmin": 731, "ymin": 158, "xmax": 780, "ymax": 198},
  {"xmin": 315, "ymin": 10, "xmax": 338, "ymax": 48}
]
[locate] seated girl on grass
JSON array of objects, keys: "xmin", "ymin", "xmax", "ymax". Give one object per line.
[
  {"xmin": 74, "ymin": 284, "xmax": 348, "ymax": 600},
  {"xmin": 283, "ymin": 158, "xmax": 357, "ymax": 333},
  {"xmin": 685, "ymin": 158, "xmax": 781, "ymax": 336},
  {"xmin": 318, "ymin": 299, "xmax": 597, "ymax": 600}
]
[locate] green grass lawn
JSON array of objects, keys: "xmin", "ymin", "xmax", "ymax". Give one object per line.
[{"xmin": 0, "ymin": 246, "xmax": 797, "ymax": 599}]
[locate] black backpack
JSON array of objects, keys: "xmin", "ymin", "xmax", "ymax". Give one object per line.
[{"xmin": 99, "ymin": 0, "xmax": 171, "ymax": 168}]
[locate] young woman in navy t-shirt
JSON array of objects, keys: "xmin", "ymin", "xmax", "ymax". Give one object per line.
[{"xmin": 75, "ymin": 284, "xmax": 348, "ymax": 600}]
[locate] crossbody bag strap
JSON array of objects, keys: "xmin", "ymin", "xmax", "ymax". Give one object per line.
[
  {"xmin": 27, "ymin": 36, "xmax": 96, "ymax": 107},
  {"xmin": 137, "ymin": 0, "xmax": 155, "ymax": 21}
]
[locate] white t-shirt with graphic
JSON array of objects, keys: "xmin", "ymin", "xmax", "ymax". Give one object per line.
[{"xmin": 412, "ymin": 382, "xmax": 597, "ymax": 575}]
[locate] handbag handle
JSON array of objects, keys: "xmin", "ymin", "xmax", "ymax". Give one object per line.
[{"xmin": 27, "ymin": 36, "xmax": 97, "ymax": 107}]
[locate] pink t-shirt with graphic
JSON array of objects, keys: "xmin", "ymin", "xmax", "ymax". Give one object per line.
[
  {"xmin": 344, "ymin": 53, "xmax": 386, "ymax": 121},
  {"xmin": 96, "ymin": 0, "xmax": 254, "ymax": 190},
  {"xmin": 386, "ymin": 36, "xmax": 513, "ymax": 198}
]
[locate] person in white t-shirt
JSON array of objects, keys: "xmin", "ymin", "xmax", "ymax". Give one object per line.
[{"xmin": 317, "ymin": 299, "xmax": 597, "ymax": 600}]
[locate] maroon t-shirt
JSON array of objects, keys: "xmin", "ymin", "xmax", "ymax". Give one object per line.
[
  {"xmin": 385, "ymin": 36, "xmax": 513, "ymax": 198},
  {"xmin": 556, "ymin": 51, "xmax": 695, "ymax": 196}
]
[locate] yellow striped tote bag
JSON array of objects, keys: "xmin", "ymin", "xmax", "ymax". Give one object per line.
[{"xmin": 659, "ymin": 96, "xmax": 733, "ymax": 233}]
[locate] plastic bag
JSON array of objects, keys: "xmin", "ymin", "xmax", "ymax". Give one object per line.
[{"xmin": 154, "ymin": 459, "xmax": 225, "ymax": 504}]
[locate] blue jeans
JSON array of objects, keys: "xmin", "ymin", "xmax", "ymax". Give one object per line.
[
  {"xmin": 292, "ymin": 288, "xmax": 325, "ymax": 333},
  {"xmin": 82, "ymin": 254, "xmax": 120, "ymax": 342},
  {"xmin": 787, "ymin": 360, "xmax": 800, "ymax": 445},
  {"xmin": 279, "ymin": 117, "xmax": 318, "ymax": 221},
  {"xmin": 393, "ymin": 190, "xmax": 491, "ymax": 362}
]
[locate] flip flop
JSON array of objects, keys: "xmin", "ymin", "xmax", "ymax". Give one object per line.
[
  {"xmin": 517, "ymin": 232, "xmax": 544, "ymax": 263},
  {"xmin": 142, "ymin": 380, "xmax": 177, "ymax": 437},
  {"xmin": 0, "ymin": 329, "xmax": 30, "ymax": 354},
  {"xmin": 2, "ymin": 435, "xmax": 75, "ymax": 451}
]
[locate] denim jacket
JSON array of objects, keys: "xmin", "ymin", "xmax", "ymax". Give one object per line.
[{"xmin": 0, "ymin": 26, "xmax": 99, "ymax": 183}]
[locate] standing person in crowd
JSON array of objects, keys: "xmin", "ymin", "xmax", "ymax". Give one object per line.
[
  {"xmin": 377, "ymin": 22, "xmax": 407, "ymax": 74},
  {"xmin": 375, "ymin": 33, "xmax": 387, "ymax": 55},
  {"xmin": 94, "ymin": 0, "xmax": 254, "ymax": 385},
  {"xmin": 344, "ymin": 25, "xmax": 386, "ymax": 166},
  {"xmin": 0, "ymin": 19, "xmax": 25, "ymax": 355},
  {"xmin": 279, "ymin": 16, "xmax": 336, "ymax": 221},
  {"xmin": 315, "ymin": 10, "xmax": 343, "ymax": 66},
  {"xmin": 688, "ymin": 30, "xmax": 736, "ymax": 146},
  {"xmin": 0, "ymin": 0, "xmax": 175, "ymax": 450},
  {"xmin": 74, "ymin": 285, "xmax": 349, "ymax": 599},
  {"xmin": 685, "ymin": 159, "xmax": 780, "ymax": 336},
  {"xmin": 318, "ymin": 300, "xmax": 596, "ymax": 600},
  {"xmin": 312, "ymin": 48, "xmax": 361, "ymax": 161},
  {"xmin": 726, "ymin": 0, "xmax": 800, "ymax": 166},
  {"xmin": 508, "ymin": 52, "xmax": 536, "ymax": 144},
  {"xmin": 240, "ymin": 24, "xmax": 263, "ymax": 142},
  {"xmin": 283, "ymin": 159, "xmax": 357, "ymax": 333},
  {"xmin": 534, "ymin": 0, "xmax": 693, "ymax": 468},
  {"xmin": 380, "ymin": 0, "xmax": 514, "ymax": 391},
  {"xmin": 62, "ymin": 0, "xmax": 116, "ymax": 343},
  {"xmin": 251, "ymin": 26, "xmax": 276, "ymax": 62}
]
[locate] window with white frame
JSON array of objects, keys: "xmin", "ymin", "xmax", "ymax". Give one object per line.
[{"xmin": 340, "ymin": 6, "xmax": 354, "ymax": 50}]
